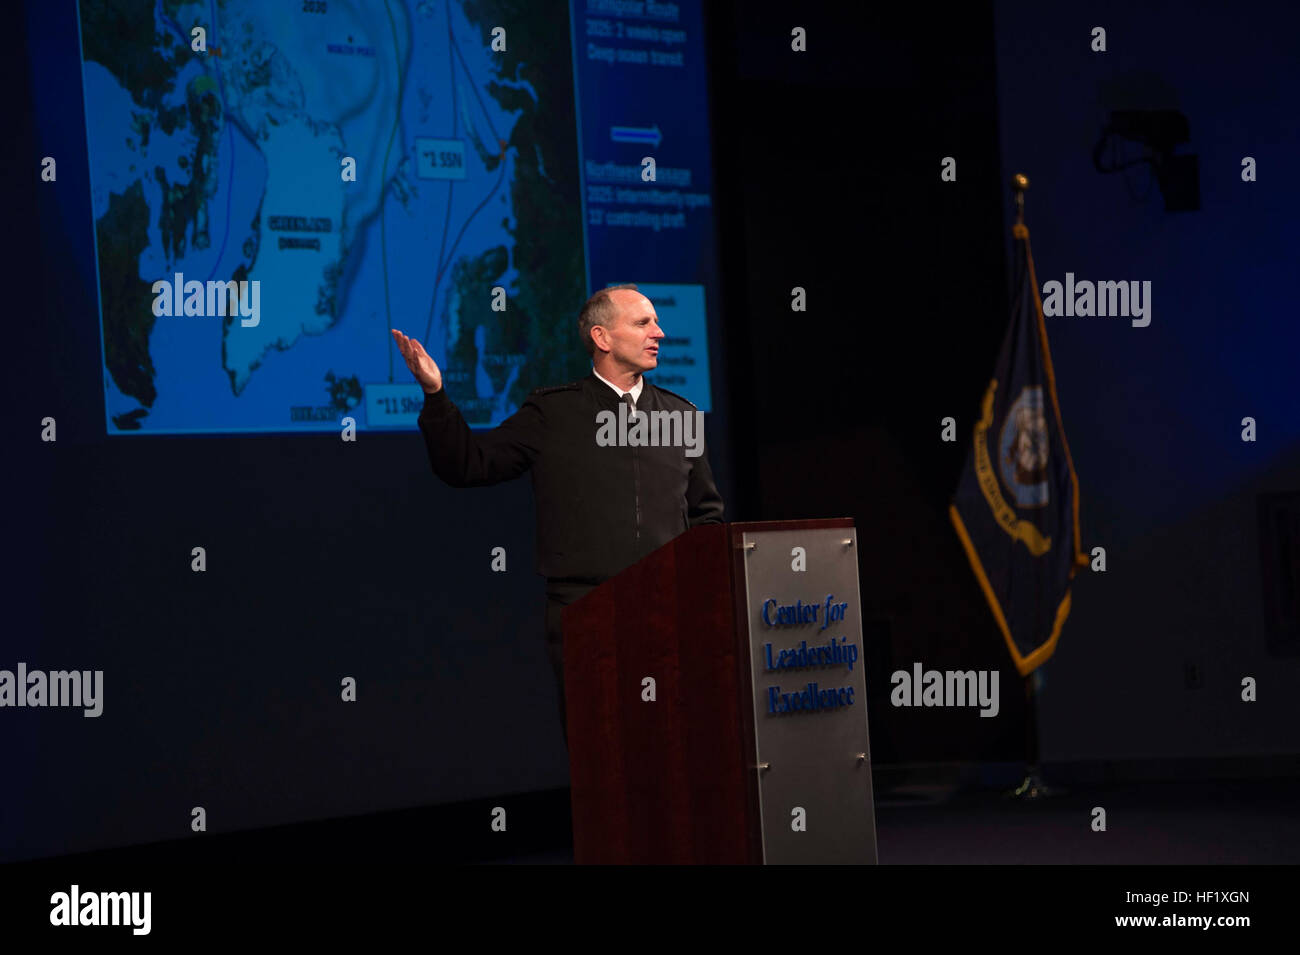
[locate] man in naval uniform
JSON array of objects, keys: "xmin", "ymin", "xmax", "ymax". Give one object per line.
[{"xmin": 390, "ymin": 284, "xmax": 725, "ymax": 743}]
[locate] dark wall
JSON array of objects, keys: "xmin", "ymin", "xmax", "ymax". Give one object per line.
[
  {"xmin": 992, "ymin": 0, "xmax": 1300, "ymax": 760},
  {"xmin": 714, "ymin": 0, "xmax": 1300, "ymax": 766},
  {"xmin": 711, "ymin": 0, "xmax": 1027, "ymax": 762}
]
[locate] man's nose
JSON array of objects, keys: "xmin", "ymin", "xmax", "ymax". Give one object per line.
[{"xmin": 650, "ymin": 323, "xmax": 665, "ymax": 339}]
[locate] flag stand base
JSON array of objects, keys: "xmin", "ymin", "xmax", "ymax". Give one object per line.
[{"xmin": 1004, "ymin": 763, "xmax": 1065, "ymax": 800}]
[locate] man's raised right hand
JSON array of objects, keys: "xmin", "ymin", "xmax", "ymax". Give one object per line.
[{"xmin": 391, "ymin": 329, "xmax": 443, "ymax": 394}]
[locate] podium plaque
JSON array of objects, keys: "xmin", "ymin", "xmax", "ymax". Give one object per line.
[{"xmin": 739, "ymin": 524, "xmax": 877, "ymax": 864}]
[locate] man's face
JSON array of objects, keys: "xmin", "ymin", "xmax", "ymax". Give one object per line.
[{"xmin": 601, "ymin": 290, "xmax": 664, "ymax": 373}]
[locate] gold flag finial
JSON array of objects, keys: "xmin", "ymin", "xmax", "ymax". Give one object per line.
[{"xmin": 1011, "ymin": 173, "xmax": 1030, "ymax": 223}]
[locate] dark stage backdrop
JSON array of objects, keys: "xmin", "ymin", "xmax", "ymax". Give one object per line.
[
  {"xmin": 721, "ymin": 0, "xmax": 1300, "ymax": 767},
  {"xmin": 714, "ymin": 0, "xmax": 1026, "ymax": 765},
  {"xmin": 6, "ymin": 0, "xmax": 733, "ymax": 862},
  {"xmin": 991, "ymin": 0, "xmax": 1300, "ymax": 761}
]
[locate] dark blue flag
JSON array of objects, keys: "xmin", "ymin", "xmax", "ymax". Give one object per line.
[{"xmin": 949, "ymin": 223, "xmax": 1087, "ymax": 675}]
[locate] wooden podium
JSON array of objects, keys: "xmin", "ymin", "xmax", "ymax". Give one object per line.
[{"xmin": 563, "ymin": 519, "xmax": 877, "ymax": 865}]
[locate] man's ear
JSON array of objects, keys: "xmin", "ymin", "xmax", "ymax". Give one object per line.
[{"xmin": 590, "ymin": 324, "xmax": 609, "ymax": 354}]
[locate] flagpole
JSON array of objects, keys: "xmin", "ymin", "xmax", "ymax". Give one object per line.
[
  {"xmin": 1007, "ymin": 668, "xmax": 1062, "ymax": 799},
  {"xmin": 1003, "ymin": 172, "xmax": 1066, "ymax": 801}
]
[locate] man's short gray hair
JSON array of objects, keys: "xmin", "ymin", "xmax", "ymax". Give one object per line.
[{"xmin": 577, "ymin": 283, "xmax": 639, "ymax": 356}]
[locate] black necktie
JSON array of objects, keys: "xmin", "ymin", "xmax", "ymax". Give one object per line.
[{"xmin": 621, "ymin": 392, "xmax": 636, "ymax": 413}]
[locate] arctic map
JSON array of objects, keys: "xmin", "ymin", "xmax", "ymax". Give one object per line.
[{"xmin": 78, "ymin": 0, "xmax": 719, "ymax": 433}]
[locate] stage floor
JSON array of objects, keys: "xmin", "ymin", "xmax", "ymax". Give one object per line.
[{"xmin": 499, "ymin": 777, "xmax": 1300, "ymax": 864}]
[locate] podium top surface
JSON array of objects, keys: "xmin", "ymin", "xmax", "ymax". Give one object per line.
[{"xmin": 727, "ymin": 518, "xmax": 855, "ymax": 534}]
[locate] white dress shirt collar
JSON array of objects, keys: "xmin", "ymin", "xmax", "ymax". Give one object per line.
[{"xmin": 592, "ymin": 366, "xmax": 644, "ymax": 405}]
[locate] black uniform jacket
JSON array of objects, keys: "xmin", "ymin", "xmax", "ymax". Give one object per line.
[{"xmin": 417, "ymin": 372, "xmax": 725, "ymax": 581}]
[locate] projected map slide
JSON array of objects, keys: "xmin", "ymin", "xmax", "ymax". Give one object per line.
[
  {"xmin": 78, "ymin": 0, "xmax": 718, "ymax": 434},
  {"xmin": 79, "ymin": 0, "xmax": 590, "ymax": 433}
]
